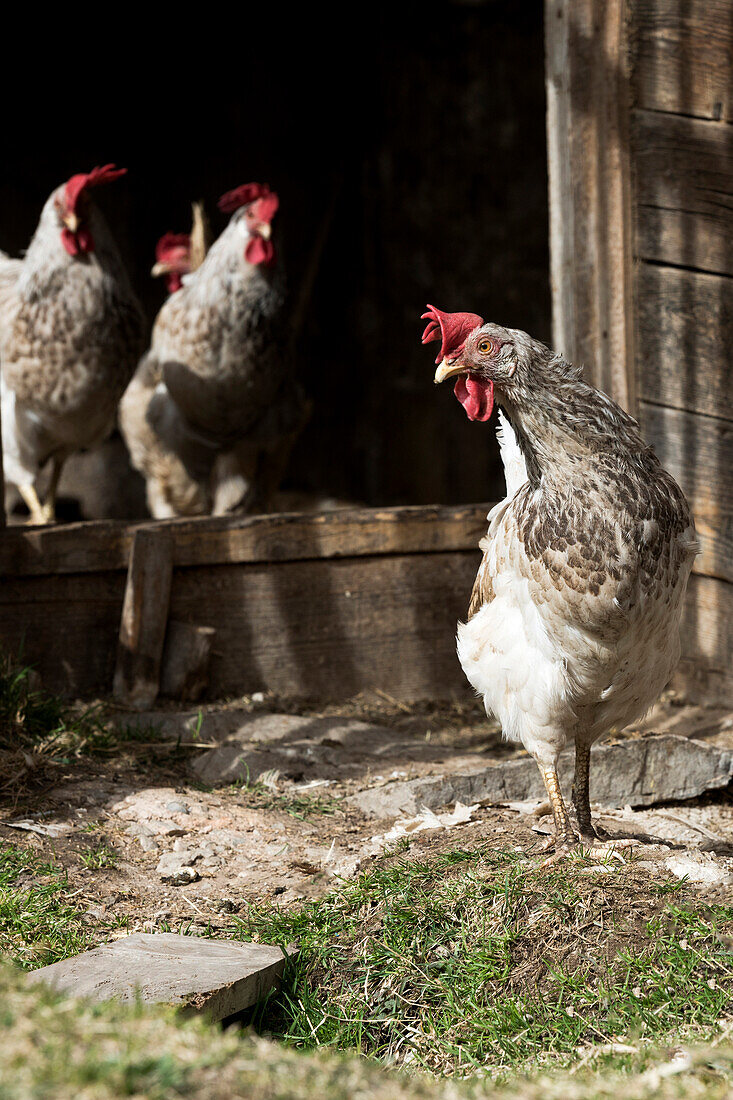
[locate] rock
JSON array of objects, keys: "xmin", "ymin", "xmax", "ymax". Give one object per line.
[
  {"xmin": 349, "ymin": 736, "xmax": 733, "ymax": 819},
  {"xmin": 166, "ymin": 802, "xmax": 190, "ymax": 814},
  {"xmin": 188, "ymin": 714, "xmax": 398, "ymax": 787},
  {"xmin": 156, "ymin": 850, "xmax": 202, "ymax": 885},
  {"xmin": 664, "ymin": 853, "xmax": 733, "ymax": 886},
  {"xmin": 29, "ymin": 932, "xmax": 295, "ymax": 1020}
]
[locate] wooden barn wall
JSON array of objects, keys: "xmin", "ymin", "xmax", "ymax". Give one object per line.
[{"xmin": 630, "ymin": 0, "xmax": 733, "ymax": 701}]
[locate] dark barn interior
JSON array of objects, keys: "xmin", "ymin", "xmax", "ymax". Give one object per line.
[{"xmin": 1, "ymin": 2, "xmax": 549, "ymax": 519}]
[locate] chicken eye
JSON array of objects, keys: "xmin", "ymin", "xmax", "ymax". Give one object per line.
[{"xmin": 478, "ymin": 339, "xmax": 493, "ymax": 354}]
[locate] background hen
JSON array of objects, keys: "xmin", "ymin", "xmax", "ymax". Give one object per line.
[
  {"xmin": 0, "ymin": 166, "xmax": 145, "ymax": 523},
  {"xmin": 120, "ymin": 183, "xmax": 308, "ymax": 519},
  {"xmin": 422, "ymin": 306, "xmax": 699, "ymax": 857}
]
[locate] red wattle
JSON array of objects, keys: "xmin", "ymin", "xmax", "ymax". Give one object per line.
[
  {"xmin": 61, "ymin": 227, "xmax": 95, "ymax": 256},
  {"xmin": 245, "ymin": 236, "xmax": 275, "ymax": 266},
  {"xmin": 454, "ymin": 375, "xmax": 494, "ymax": 422}
]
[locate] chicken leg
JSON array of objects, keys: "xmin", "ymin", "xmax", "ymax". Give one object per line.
[
  {"xmin": 572, "ymin": 741, "xmax": 597, "ymax": 843},
  {"xmin": 539, "ymin": 764, "xmax": 577, "ymax": 852},
  {"xmin": 17, "ymin": 483, "xmax": 48, "ymax": 526}
]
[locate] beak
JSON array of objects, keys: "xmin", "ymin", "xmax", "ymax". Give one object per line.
[
  {"xmin": 257, "ymin": 222, "xmax": 272, "ymax": 240},
  {"xmin": 434, "ymin": 358, "xmax": 467, "ymax": 384},
  {"xmin": 63, "ymin": 212, "xmax": 80, "ymax": 234},
  {"xmin": 151, "ymin": 261, "xmax": 172, "ymax": 278}
]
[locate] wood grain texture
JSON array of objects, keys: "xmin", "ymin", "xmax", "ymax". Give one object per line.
[
  {"xmin": 0, "ymin": 571, "xmax": 126, "ymax": 696},
  {"xmin": 0, "ymin": 552, "xmax": 479, "ymax": 702},
  {"xmin": 674, "ymin": 573, "xmax": 733, "ymax": 704},
  {"xmin": 634, "ymin": 111, "xmax": 733, "ymax": 276},
  {"xmin": 636, "ymin": 264, "xmax": 733, "ymax": 422},
  {"xmin": 545, "ymin": 0, "xmax": 636, "ymax": 412},
  {"xmin": 113, "ymin": 527, "xmax": 173, "ymax": 708},
  {"xmin": 0, "ymin": 504, "xmax": 491, "ymax": 579},
  {"xmin": 631, "ymin": 0, "xmax": 733, "ymax": 121},
  {"xmin": 169, "ymin": 552, "xmax": 479, "ymax": 702},
  {"xmin": 640, "ymin": 401, "xmax": 733, "ymax": 583}
]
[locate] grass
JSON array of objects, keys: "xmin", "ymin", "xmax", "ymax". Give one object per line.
[
  {"xmin": 0, "ymin": 655, "xmax": 111, "ymax": 789},
  {"xmin": 229, "ymin": 776, "xmax": 343, "ymax": 820},
  {"xmin": 78, "ymin": 841, "xmax": 119, "ymax": 871},
  {"xmin": 0, "ymin": 962, "xmax": 731, "ymax": 1100},
  {"xmin": 234, "ymin": 847, "xmax": 733, "ymax": 1075},
  {"xmin": 0, "ymin": 844, "xmax": 94, "ymax": 969}
]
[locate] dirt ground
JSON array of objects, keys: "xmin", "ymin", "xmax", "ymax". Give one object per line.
[{"xmin": 1, "ymin": 691, "xmax": 732, "ymax": 936}]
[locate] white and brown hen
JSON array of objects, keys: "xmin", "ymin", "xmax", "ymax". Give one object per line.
[
  {"xmin": 120, "ymin": 183, "xmax": 308, "ymax": 518},
  {"xmin": 0, "ymin": 165, "xmax": 145, "ymax": 523},
  {"xmin": 422, "ymin": 306, "xmax": 698, "ymax": 856}
]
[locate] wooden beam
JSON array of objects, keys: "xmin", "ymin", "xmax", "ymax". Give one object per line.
[
  {"xmin": 0, "ymin": 503, "xmax": 491, "ymax": 579},
  {"xmin": 636, "ymin": 264, "xmax": 733, "ymax": 423},
  {"xmin": 631, "ymin": 0, "xmax": 733, "ymax": 122},
  {"xmin": 113, "ymin": 527, "xmax": 173, "ymax": 709},
  {"xmin": 545, "ymin": 0, "xmax": 636, "ymax": 412},
  {"xmin": 634, "ymin": 111, "xmax": 733, "ymax": 277},
  {"xmin": 639, "ymin": 401, "xmax": 733, "ymax": 584}
]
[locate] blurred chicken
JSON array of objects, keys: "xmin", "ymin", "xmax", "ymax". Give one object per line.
[
  {"xmin": 0, "ymin": 166, "xmax": 145, "ymax": 523},
  {"xmin": 422, "ymin": 306, "xmax": 698, "ymax": 857},
  {"xmin": 120, "ymin": 184, "xmax": 308, "ymax": 518}
]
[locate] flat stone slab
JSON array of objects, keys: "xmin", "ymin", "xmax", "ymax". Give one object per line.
[
  {"xmin": 349, "ymin": 735, "xmax": 733, "ymax": 819},
  {"xmin": 29, "ymin": 933, "xmax": 294, "ymax": 1021},
  {"xmin": 188, "ymin": 714, "xmax": 402, "ymax": 787}
]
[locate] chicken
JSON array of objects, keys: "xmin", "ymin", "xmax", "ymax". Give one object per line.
[
  {"xmin": 422, "ymin": 305, "xmax": 698, "ymax": 856},
  {"xmin": 0, "ymin": 165, "xmax": 145, "ymax": 523},
  {"xmin": 120, "ymin": 183, "xmax": 308, "ymax": 519}
]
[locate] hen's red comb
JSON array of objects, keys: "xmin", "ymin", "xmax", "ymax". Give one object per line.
[
  {"xmin": 421, "ymin": 305, "xmax": 484, "ymax": 365},
  {"xmin": 218, "ymin": 182, "xmax": 271, "ymax": 214},
  {"xmin": 65, "ymin": 165, "xmax": 127, "ymax": 213},
  {"xmin": 155, "ymin": 232, "xmax": 190, "ymax": 264},
  {"xmin": 251, "ymin": 192, "xmax": 279, "ymax": 224}
]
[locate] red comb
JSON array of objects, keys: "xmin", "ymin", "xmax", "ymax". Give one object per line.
[
  {"xmin": 421, "ymin": 304, "xmax": 484, "ymax": 365},
  {"xmin": 218, "ymin": 182, "xmax": 271, "ymax": 214},
  {"xmin": 155, "ymin": 232, "xmax": 190, "ymax": 263},
  {"xmin": 65, "ymin": 165, "xmax": 127, "ymax": 213},
  {"xmin": 251, "ymin": 192, "xmax": 279, "ymax": 224}
]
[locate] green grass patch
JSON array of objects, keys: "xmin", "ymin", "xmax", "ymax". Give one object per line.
[
  {"xmin": 0, "ymin": 655, "xmax": 110, "ymax": 765},
  {"xmin": 235, "ymin": 848, "xmax": 733, "ymax": 1074},
  {"xmin": 0, "ymin": 962, "xmax": 731, "ymax": 1099},
  {"xmin": 0, "ymin": 844, "xmax": 94, "ymax": 968},
  {"xmin": 229, "ymin": 777, "xmax": 342, "ymax": 820}
]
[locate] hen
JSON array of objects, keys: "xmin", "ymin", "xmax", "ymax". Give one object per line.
[
  {"xmin": 0, "ymin": 166, "xmax": 145, "ymax": 523},
  {"xmin": 120, "ymin": 183, "xmax": 308, "ymax": 518},
  {"xmin": 422, "ymin": 306, "xmax": 698, "ymax": 855}
]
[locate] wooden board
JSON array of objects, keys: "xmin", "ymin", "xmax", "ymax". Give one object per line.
[
  {"xmin": 634, "ymin": 111, "xmax": 733, "ymax": 276},
  {"xmin": 0, "ymin": 571, "xmax": 126, "ymax": 696},
  {"xmin": 170, "ymin": 552, "xmax": 479, "ymax": 702},
  {"xmin": 0, "ymin": 552, "xmax": 479, "ymax": 702},
  {"xmin": 0, "ymin": 504, "xmax": 490, "ymax": 579},
  {"xmin": 631, "ymin": 0, "xmax": 733, "ymax": 122},
  {"xmin": 675, "ymin": 573, "xmax": 733, "ymax": 705},
  {"xmin": 640, "ymin": 401, "xmax": 733, "ymax": 584},
  {"xmin": 635, "ymin": 264, "xmax": 733, "ymax": 422},
  {"xmin": 545, "ymin": 0, "xmax": 636, "ymax": 411}
]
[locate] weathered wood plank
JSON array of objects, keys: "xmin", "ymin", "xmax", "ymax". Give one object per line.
[
  {"xmin": 169, "ymin": 552, "xmax": 479, "ymax": 702},
  {"xmin": 674, "ymin": 573, "xmax": 733, "ymax": 705},
  {"xmin": 0, "ymin": 571, "xmax": 126, "ymax": 696},
  {"xmin": 631, "ymin": 0, "xmax": 733, "ymax": 122},
  {"xmin": 634, "ymin": 111, "xmax": 733, "ymax": 276},
  {"xmin": 0, "ymin": 504, "xmax": 491, "ymax": 579},
  {"xmin": 636, "ymin": 264, "xmax": 733, "ymax": 422},
  {"xmin": 545, "ymin": 0, "xmax": 635, "ymax": 411},
  {"xmin": 113, "ymin": 528, "xmax": 173, "ymax": 709},
  {"xmin": 640, "ymin": 401, "xmax": 733, "ymax": 583},
  {"xmin": 0, "ymin": 552, "xmax": 480, "ymax": 702}
]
